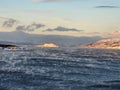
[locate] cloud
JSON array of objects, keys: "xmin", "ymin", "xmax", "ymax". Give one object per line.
[
  {"xmin": 16, "ymin": 23, "xmax": 45, "ymax": 32},
  {"xmin": 32, "ymin": 0, "xmax": 78, "ymax": 2},
  {"xmin": 16, "ymin": 26, "xmax": 26, "ymax": 31},
  {"xmin": 44, "ymin": 26, "xmax": 83, "ymax": 32},
  {"xmin": 107, "ymin": 30, "xmax": 120, "ymax": 37},
  {"xmin": 85, "ymin": 32, "xmax": 102, "ymax": 37},
  {"xmin": 26, "ymin": 23, "xmax": 45, "ymax": 31},
  {"xmin": 95, "ymin": 5, "xmax": 119, "ymax": 8},
  {"xmin": 2, "ymin": 19, "xmax": 17, "ymax": 27}
]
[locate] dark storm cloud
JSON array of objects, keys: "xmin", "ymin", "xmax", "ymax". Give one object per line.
[
  {"xmin": 16, "ymin": 26, "xmax": 26, "ymax": 31},
  {"xmin": 95, "ymin": 5, "xmax": 119, "ymax": 8},
  {"xmin": 3, "ymin": 19, "xmax": 17, "ymax": 27},
  {"xmin": 16, "ymin": 23, "xmax": 45, "ymax": 32},
  {"xmin": 26, "ymin": 23, "xmax": 45, "ymax": 31},
  {"xmin": 44, "ymin": 26, "xmax": 83, "ymax": 32}
]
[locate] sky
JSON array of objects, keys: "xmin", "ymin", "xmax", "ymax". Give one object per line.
[{"xmin": 0, "ymin": 0, "xmax": 120, "ymax": 37}]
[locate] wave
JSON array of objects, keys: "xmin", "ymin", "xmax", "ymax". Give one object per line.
[{"xmin": 0, "ymin": 48, "xmax": 120, "ymax": 90}]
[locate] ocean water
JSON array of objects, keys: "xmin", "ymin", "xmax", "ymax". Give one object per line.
[{"xmin": 0, "ymin": 48, "xmax": 120, "ymax": 90}]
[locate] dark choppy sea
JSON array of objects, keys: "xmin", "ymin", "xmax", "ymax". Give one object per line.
[{"xmin": 0, "ymin": 48, "xmax": 120, "ymax": 90}]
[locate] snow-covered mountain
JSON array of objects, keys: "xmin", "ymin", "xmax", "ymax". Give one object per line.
[
  {"xmin": 36, "ymin": 43, "xmax": 59, "ymax": 48},
  {"xmin": 80, "ymin": 38, "xmax": 120, "ymax": 49},
  {"xmin": 0, "ymin": 16, "xmax": 102, "ymax": 47},
  {"xmin": 0, "ymin": 31, "xmax": 102, "ymax": 47}
]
